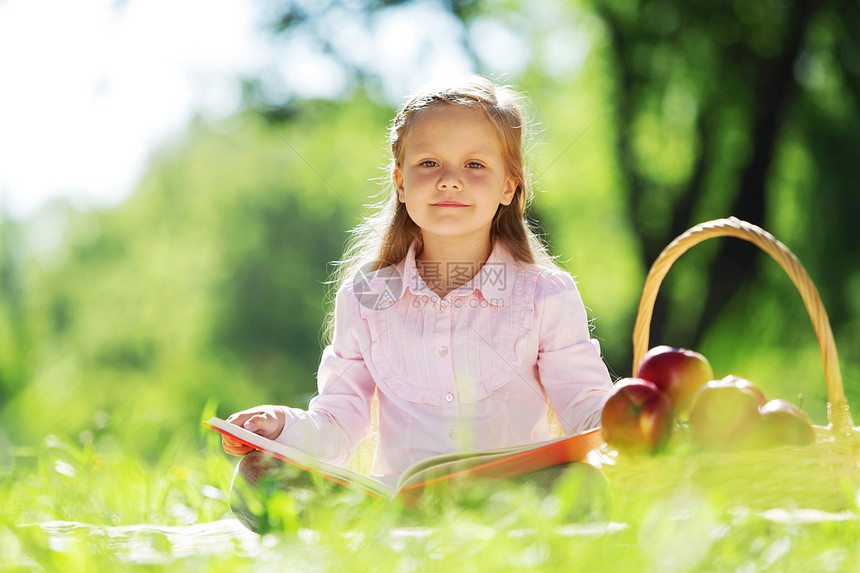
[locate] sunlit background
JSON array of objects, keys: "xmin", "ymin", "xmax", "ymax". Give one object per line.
[
  {"xmin": 0, "ymin": 0, "xmax": 488, "ymax": 218},
  {"xmin": 1, "ymin": 2, "xmax": 860, "ymax": 568},
  {"xmin": 0, "ymin": 0, "xmax": 858, "ymax": 462}
]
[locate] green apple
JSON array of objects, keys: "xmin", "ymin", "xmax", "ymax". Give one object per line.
[
  {"xmin": 756, "ymin": 399, "xmax": 816, "ymax": 447},
  {"xmin": 722, "ymin": 374, "xmax": 768, "ymax": 407},
  {"xmin": 689, "ymin": 377, "xmax": 763, "ymax": 450}
]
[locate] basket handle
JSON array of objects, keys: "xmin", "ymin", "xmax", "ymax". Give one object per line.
[{"xmin": 632, "ymin": 217, "xmax": 853, "ymax": 437}]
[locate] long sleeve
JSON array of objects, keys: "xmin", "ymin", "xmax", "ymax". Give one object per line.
[
  {"xmin": 272, "ymin": 283, "xmax": 376, "ymax": 466},
  {"xmin": 535, "ymin": 271, "xmax": 614, "ymax": 435}
]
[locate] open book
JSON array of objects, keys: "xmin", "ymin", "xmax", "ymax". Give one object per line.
[{"xmin": 206, "ymin": 417, "xmax": 605, "ymax": 500}]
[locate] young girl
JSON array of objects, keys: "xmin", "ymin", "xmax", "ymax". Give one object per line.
[{"xmin": 223, "ymin": 76, "xmax": 614, "ymax": 519}]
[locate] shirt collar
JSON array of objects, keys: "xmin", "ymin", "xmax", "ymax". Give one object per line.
[{"xmin": 397, "ymin": 238, "xmax": 518, "ymax": 306}]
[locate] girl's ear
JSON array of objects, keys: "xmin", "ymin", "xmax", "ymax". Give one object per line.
[
  {"xmin": 500, "ymin": 177, "xmax": 517, "ymax": 206},
  {"xmin": 393, "ymin": 168, "xmax": 405, "ymax": 203}
]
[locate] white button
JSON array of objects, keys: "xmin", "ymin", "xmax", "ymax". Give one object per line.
[
  {"xmin": 439, "ymin": 346, "xmax": 448, "ymax": 357},
  {"xmin": 445, "ymin": 393, "xmax": 454, "ymax": 402},
  {"xmin": 449, "ymin": 429, "xmax": 458, "ymax": 439}
]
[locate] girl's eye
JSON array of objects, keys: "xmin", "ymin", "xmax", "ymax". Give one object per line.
[
  {"xmin": 466, "ymin": 162, "xmax": 484, "ymax": 169},
  {"xmin": 419, "ymin": 160, "xmax": 438, "ymax": 167}
]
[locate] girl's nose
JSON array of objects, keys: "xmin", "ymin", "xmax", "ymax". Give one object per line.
[{"xmin": 436, "ymin": 166, "xmax": 462, "ymax": 190}]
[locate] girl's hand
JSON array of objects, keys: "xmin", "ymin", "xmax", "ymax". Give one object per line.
[{"xmin": 222, "ymin": 406, "xmax": 286, "ymax": 456}]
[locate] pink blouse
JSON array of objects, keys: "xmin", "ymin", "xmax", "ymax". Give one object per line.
[{"xmin": 273, "ymin": 239, "xmax": 614, "ymax": 476}]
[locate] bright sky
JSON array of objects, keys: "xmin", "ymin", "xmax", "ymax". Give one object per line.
[
  {"xmin": 0, "ymin": 0, "xmax": 474, "ymax": 221},
  {"xmin": 0, "ymin": 0, "xmax": 270, "ymax": 219},
  {"xmin": 0, "ymin": 0, "xmax": 585, "ymax": 221}
]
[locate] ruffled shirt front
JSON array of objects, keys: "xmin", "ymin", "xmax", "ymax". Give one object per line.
[{"xmin": 273, "ymin": 239, "xmax": 614, "ymax": 477}]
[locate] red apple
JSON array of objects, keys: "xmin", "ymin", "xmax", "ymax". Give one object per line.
[
  {"xmin": 600, "ymin": 378, "xmax": 674, "ymax": 454},
  {"xmin": 689, "ymin": 377, "xmax": 763, "ymax": 450},
  {"xmin": 755, "ymin": 399, "xmax": 816, "ymax": 447},
  {"xmin": 636, "ymin": 346, "xmax": 714, "ymax": 419}
]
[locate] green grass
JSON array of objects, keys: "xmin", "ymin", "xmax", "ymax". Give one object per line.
[{"xmin": 1, "ymin": 429, "xmax": 858, "ymax": 572}]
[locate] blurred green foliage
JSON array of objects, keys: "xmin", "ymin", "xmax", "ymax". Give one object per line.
[
  {"xmin": 0, "ymin": 0, "xmax": 857, "ymax": 466},
  {"xmin": 0, "ymin": 98, "xmax": 392, "ymax": 456}
]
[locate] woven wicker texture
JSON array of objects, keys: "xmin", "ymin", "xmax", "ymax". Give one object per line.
[
  {"xmin": 608, "ymin": 217, "xmax": 859, "ymax": 511},
  {"xmin": 632, "ymin": 217, "xmax": 854, "ymax": 438}
]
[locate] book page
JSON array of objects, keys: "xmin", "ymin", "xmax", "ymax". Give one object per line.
[
  {"xmin": 205, "ymin": 417, "xmax": 396, "ymax": 499},
  {"xmin": 397, "ymin": 450, "xmax": 521, "ymax": 491},
  {"xmin": 395, "ymin": 427, "xmax": 604, "ymax": 492},
  {"xmin": 209, "ymin": 417, "xmax": 603, "ymax": 499}
]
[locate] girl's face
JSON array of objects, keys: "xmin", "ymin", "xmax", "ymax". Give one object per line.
[{"xmin": 393, "ymin": 106, "xmax": 516, "ymax": 250}]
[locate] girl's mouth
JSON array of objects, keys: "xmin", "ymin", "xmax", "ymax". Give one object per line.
[{"xmin": 432, "ymin": 201, "xmax": 469, "ymax": 207}]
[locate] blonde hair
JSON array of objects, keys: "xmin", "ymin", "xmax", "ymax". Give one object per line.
[{"xmin": 325, "ymin": 75, "xmax": 559, "ymax": 343}]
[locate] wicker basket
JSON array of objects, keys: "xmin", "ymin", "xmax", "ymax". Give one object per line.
[{"xmin": 605, "ymin": 217, "xmax": 860, "ymax": 512}]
